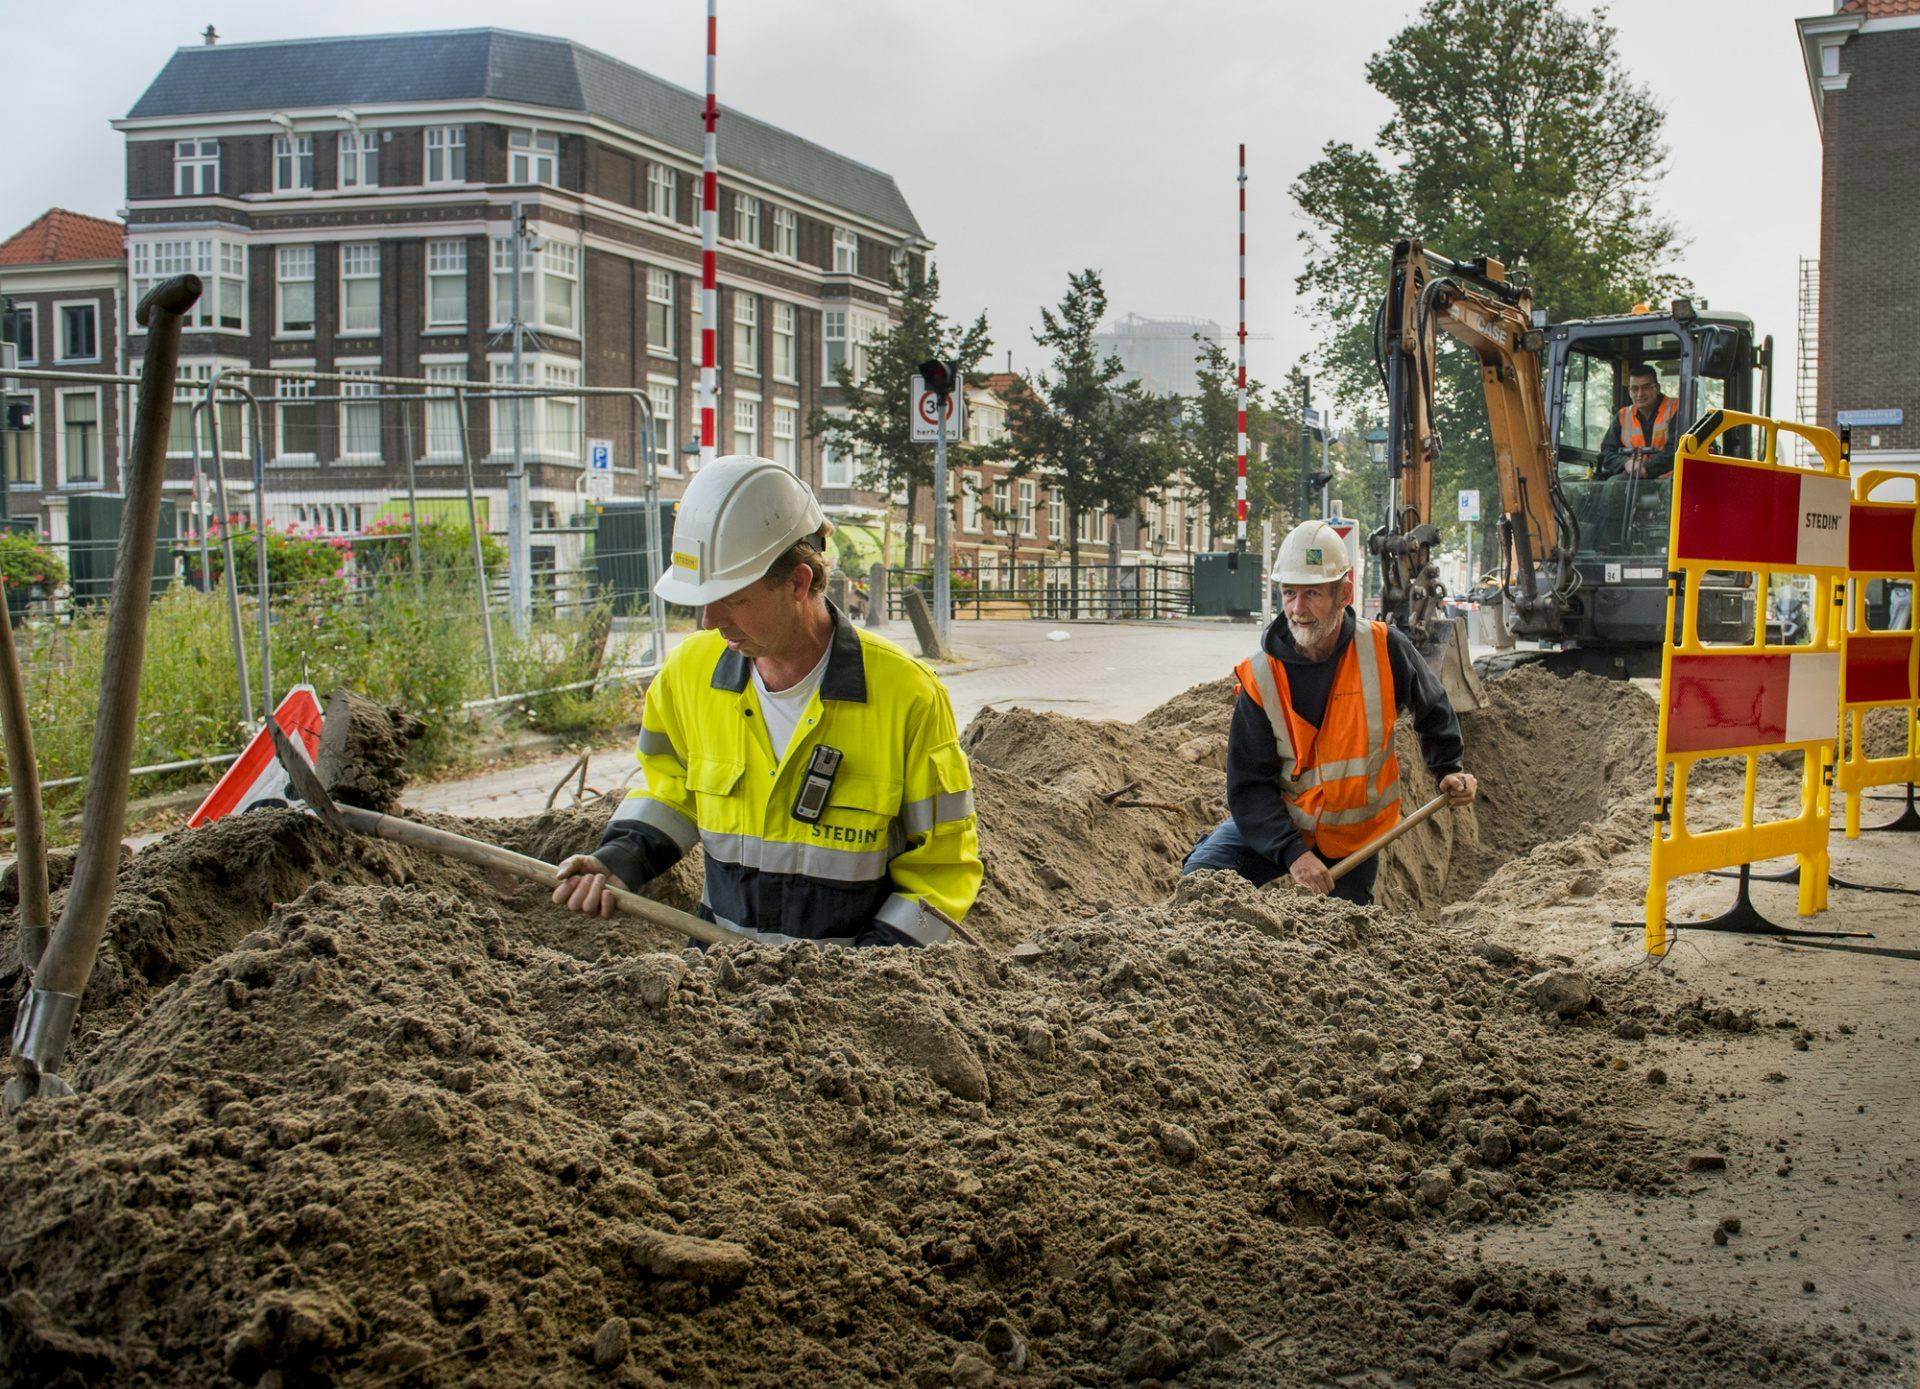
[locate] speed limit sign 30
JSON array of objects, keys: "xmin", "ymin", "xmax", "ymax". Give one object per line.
[{"xmin": 911, "ymin": 375, "xmax": 966, "ymax": 443}]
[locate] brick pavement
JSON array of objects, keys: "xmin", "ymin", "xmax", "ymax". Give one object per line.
[{"xmin": 402, "ymin": 618, "xmax": 1259, "ymax": 819}]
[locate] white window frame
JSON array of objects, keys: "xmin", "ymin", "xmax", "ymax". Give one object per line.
[
  {"xmin": 544, "ymin": 360, "xmax": 581, "ymax": 461},
  {"xmin": 992, "ymin": 478, "xmax": 1010, "ymax": 534},
  {"xmin": 425, "ymin": 239, "xmax": 467, "ymax": 331},
  {"xmin": 646, "ymin": 163, "xmax": 677, "ymax": 220},
  {"xmin": 3, "ymin": 387, "xmax": 37, "ymax": 488},
  {"xmin": 1018, "ymin": 480, "xmax": 1036, "ymax": 537},
  {"xmin": 421, "ymin": 359, "xmax": 465, "ymax": 462},
  {"xmin": 272, "ymin": 362, "xmax": 318, "ymax": 465},
  {"xmin": 772, "ymin": 302, "xmax": 797, "ymax": 383},
  {"xmin": 832, "ymin": 227, "xmax": 858, "ymax": 274},
  {"xmin": 273, "ymin": 135, "xmax": 314, "ymax": 193},
  {"xmin": 646, "ymin": 269, "xmax": 675, "ymax": 358},
  {"xmin": 850, "ymin": 311, "xmax": 883, "ymax": 386},
  {"xmin": 339, "ymin": 243, "xmax": 381, "ymax": 336},
  {"xmin": 131, "ymin": 237, "xmax": 246, "ymax": 334},
  {"xmin": 733, "ymin": 394, "xmax": 760, "ymax": 458},
  {"xmin": 647, "ymin": 376, "xmax": 678, "ymax": 476},
  {"xmin": 489, "ymin": 237, "xmax": 536, "ymax": 330},
  {"xmin": 337, "ymin": 362, "xmax": 382, "ymax": 463},
  {"xmin": 52, "ymin": 300, "xmax": 100, "ymax": 365},
  {"xmin": 337, "ymin": 129, "xmax": 380, "ymax": 189},
  {"xmin": 773, "ymin": 207, "xmax": 798, "ymax": 260},
  {"xmin": 55, "ymin": 387, "xmax": 104, "ymax": 488},
  {"xmin": 962, "ymin": 472, "xmax": 983, "ymax": 533},
  {"xmin": 167, "ymin": 360, "xmax": 250, "ymax": 461},
  {"xmin": 772, "ymin": 402, "xmax": 798, "ymax": 472},
  {"xmin": 1048, "ymin": 486, "xmax": 1064, "ymax": 541},
  {"xmin": 733, "ymin": 294, "xmax": 759, "ymax": 376},
  {"xmin": 508, "ymin": 128, "xmax": 559, "ymax": 185},
  {"xmin": 276, "ymin": 245, "xmax": 315, "ymax": 337},
  {"xmin": 734, "ymin": 194, "xmax": 760, "ymax": 246},
  {"xmin": 823, "ymin": 309, "xmax": 847, "ymax": 380},
  {"xmin": 424, "ymin": 126, "xmax": 466, "ymax": 185},
  {"xmin": 822, "ymin": 411, "xmax": 853, "ymax": 488},
  {"xmin": 2, "ymin": 302, "xmax": 36, "ymax": 366},
  {"xmin": 541, "ymin": 240, "xmax": 579, "ymax": 334},
  {"xmin": 174, "ymin": 138, "xmax": 219, "ymax": 196}
]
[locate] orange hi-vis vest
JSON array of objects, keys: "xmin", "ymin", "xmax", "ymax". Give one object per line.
[
  {"xmin": 1234, "ymin": 619, "xmax": 1403, "ymax": 857},
  {"xmin": 1619, "ymin": 396, "xmax": 1678, "ymax": 451}
]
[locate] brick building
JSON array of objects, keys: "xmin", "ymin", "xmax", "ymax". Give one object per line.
[
  {"xmin": 1798, "ymin": 0, "xmax": 1920, "ymax": 472},
  {"xmin": 0, "ymin": 209, "xmax": 128, "ymax": 540},
  {"xmin": 111, "ymin": 26, "xmax": 928, "ymax": 553}
]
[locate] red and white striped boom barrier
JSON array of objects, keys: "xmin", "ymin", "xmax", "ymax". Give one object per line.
[
  {"xmin": 699, "ymin": 0, "xmax": 718, "ymax": 469},
  {"xmin": 1235, "ymin": 143, "xmax": 1248, "ymax": 558}
]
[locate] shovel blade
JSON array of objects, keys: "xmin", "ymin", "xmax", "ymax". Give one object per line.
[{"xmin": 267, "ymin": 719, "xmax": 346, "ymax": 832}]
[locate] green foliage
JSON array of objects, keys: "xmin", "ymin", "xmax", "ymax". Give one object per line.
[
  {"xmin": 356, "ymin": 516, "xmax": 507, "ymax": 583},
  {"xmin": 0, "ymin": 531, "xmax": 67, "ymax": 594},
  {"xmin": 1292, "ymin": 0, "xmax": 1687, "ymax": 534},
  {"xmin": 185, "ymin": 526, "xmax": 347, "ymax": 598},
  {"xmin": 806, "ymin": 258, "xmax": 993, "ymax": 558},
  {"xmin": 1004, "ymin": 270, "xmax": 1180, "ymax": 583}
]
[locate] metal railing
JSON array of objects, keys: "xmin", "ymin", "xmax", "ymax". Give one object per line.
[{"xmin": 886, "ymin": 561, "xmax": 1196, "ymax": 622}]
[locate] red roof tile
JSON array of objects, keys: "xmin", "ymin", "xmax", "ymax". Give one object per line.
[
  {"xmin": 0, "ymin": 208, "xmax": 125, "ymax": 266},
  {"xmin": 1837, "ymin": 0, "xmax": 1920, "ymax": 15}
]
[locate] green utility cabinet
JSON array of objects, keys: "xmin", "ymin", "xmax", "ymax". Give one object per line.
[
  {"xmin": 67, "ymin": 493, "xmax": 177, "ymax": 605},
  {"xmin": 1189, "ymin": 551, "xmax": 1264, "ymax": 617},
  {"xmin": 592, "ymin": 499, "xmax": 677, "ymax": 615}
]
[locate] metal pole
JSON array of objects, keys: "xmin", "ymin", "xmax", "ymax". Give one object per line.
[
  {"xmin": 1300, "ymin": 376, "xmax": 1313, "ymax": 524},
  {"xmin": 508, "ymin": 199, "xmax": 531, "ymax": 638},
  {"xmin": 631, "ymin": 390, "xmax": 667, "ymax": 670},
  {"xmin": 699, "ymin": 0, "xmax": 719, "ymax": 471},
  {"xmin": 1235, "ymin": 143, "xmax": 1248, "ymax": 562},
  {"xmin": 1321, "ymin": 423, "xmax": 1332, "ymax": 518},
  {"xmin": 1260, "ymin": 517, "xmax": 1274, "ymax": 627},
  {"xmin": 188, "ymin": 400, "xmax": 212, "ymax": 591},
  {"xmin": 401, "ymin": 396, "xmax": 422, "ymax": 591},
  {"xmin": 931, "ymin": 392, "xmax": 951, "ymax": 648},
  {"xmin": 203, "ymin": 371, "xmax": 252, "ymax": 722},
  {"xmin": 453, "ymin": 387, "xmax": 501, "ymax": 700},
  {"xmin": 249, "ymin": 388, "xmax": 271, "ymax": 719}
]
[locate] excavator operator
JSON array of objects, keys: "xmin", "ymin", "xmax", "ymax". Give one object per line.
[{"xmin": 1597, "ymin": 363, "xmax": 1679, "ymax": 481}]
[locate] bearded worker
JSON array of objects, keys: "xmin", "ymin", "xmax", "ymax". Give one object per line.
[
  {"xmin": 1182, "ymin": 520, "xmax": 1477, "ymax": 905},
  {"xmin": 552, "ymin": 456, "xmax": 981, "ymax": 946}
]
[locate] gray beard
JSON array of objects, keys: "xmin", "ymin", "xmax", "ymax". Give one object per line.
[{"xmin": 1288, "ymin": 616, "xmax": 1338, "ymax": 657}]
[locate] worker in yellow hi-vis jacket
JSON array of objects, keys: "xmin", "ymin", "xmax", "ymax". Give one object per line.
[{"xmin": 553, "ymin": 456, "xmax": 981, "ymax": 947}]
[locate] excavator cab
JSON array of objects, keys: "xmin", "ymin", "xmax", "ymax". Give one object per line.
[{"xmin": 1541, "ymin": 308, "xmax": 1768, "ymax": 672}]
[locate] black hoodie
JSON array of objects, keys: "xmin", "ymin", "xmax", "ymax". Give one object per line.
[{"xmin": 1226, "ymin": 609, "xmax": 1465, "ymax": 870}]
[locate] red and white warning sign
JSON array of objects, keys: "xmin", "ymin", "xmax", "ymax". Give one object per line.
[
  {"xmin": 1664, "ymin": 651, "xmax": 1841, "ymax": 753},
  {"xmin": 910, "ymin": 375, "xmax": 966, "ymax": 444},
  {"xmin": 187, "ymin": 685, "xmax": 325, "ymax": 827},
  {"xmin": 1673, "ymin": 458, "xmax": 1851, "ymax": 572}
]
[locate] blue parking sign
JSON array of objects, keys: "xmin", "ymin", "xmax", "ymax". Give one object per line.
[{"xmin": 588, "ymin": 438, "xmax": 614, "ymax": 471}]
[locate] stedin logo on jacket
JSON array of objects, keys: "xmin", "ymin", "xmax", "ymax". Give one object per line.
[{"xmin": 811, "ymin": 821, "xmax": 881, "ymax": 846}]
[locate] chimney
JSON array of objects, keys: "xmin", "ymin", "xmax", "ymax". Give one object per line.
[{"xmin": 203, "ymin": 24, "xmax": 218, "ymax": 45}]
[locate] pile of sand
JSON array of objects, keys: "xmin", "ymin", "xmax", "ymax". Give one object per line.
[{"xmin": 2, "ymin": 668, "xmax": 1893, "ymax": 1384}]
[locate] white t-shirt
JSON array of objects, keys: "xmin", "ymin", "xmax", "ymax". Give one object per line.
[{"xmin": 751, "ymin": 641, "xmax": 833, "ymax": 761}]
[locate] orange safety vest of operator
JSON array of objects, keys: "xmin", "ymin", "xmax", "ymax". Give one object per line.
[
  {"xmin": 1618, "ymin": 395, "xmax": 1678, "ymax": 451},
  {"xmin": 1233, "ymin": 619, "xmax": 1403, "ymax": 858}
]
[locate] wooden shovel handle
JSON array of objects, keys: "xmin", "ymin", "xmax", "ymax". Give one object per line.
[
  {"xmin": 1327, "ymin": 791, "xmax": 1452, "ymax": 882},
  {"xmin": 334, "ymin": 804, "xmax": 745, "ymax": 949}
]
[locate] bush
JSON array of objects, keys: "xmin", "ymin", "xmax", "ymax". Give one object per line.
[
  {"xmin": 0, "ymin": 531, "xmax": 67, "ymax": 595},
  {"xmin": 184, "ymin": 525, "xmax": 346, "ymax": 598},
  {"xmin": 356, "ymin": 516, "xmax": 507, "ymax": 585}
]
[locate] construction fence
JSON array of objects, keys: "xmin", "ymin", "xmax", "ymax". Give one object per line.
[
  {"xmin": 884, "ymin": 561, "xmax": 1199, "ymax": 623},
  {"xmin": 0, "ymin": 362, "xmax": 670, "ymax": 807}
]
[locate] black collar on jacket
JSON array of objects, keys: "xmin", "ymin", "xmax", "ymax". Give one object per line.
[{"xmin": 709, "ymin": 599, "xmax": 868, "ymax": 703}]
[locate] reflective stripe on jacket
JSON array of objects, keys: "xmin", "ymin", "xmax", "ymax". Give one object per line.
[
  {"xmin": 1619, "ymin": 396, "xmax": 1678, "ymax": 451},
  {"xmin": 1232, "ymin": 618, "xmax": 1402, "ymax": 857},
  {"xmin": 607, "ymin": 604, "xmax": 982, "ymax": 947}
]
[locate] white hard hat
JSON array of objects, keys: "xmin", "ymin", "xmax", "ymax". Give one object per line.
[
  {"xmin": 655, "ymin": 456, "xmax": 833, "ymax": 606},
  {"xmin": 1274, "ymin": 520, "xmax": 1352, "ymax": 585}
]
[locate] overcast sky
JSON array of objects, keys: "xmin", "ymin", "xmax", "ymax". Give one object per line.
[{"xmin": 6, "ymin": 0, "xmax": 1824, "ymax": 421}]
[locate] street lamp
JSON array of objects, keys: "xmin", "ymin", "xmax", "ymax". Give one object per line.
[
  {"xmin": 1150, "ymin": 533, "xmax": 1167, "ymax": 559},
  {"xmin": 1364, "ymin": 427, "xmax": 1388, "ymax": 467}
]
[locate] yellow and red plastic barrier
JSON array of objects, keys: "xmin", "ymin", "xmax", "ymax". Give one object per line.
[
  {"xmin": 1645, "ymin": 412, "xmax": 1850, "ymax": 956},
  {"xmin": 1837, "ymin": 470, "xmax": 1920, "ymax": 836}
]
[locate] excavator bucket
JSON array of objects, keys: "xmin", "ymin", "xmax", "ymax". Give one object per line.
[{"xmin": 1417, "ymin": 616, "xmax": 1489, "ymax": 713}]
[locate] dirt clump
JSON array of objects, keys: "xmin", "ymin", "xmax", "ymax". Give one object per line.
[
  {"xmin": 315, "ymin": 688, "xmax": 427, "ymax": 813},
  {"xmin": 4, "ymin": 863, "xmax": 1871, "ymax": 1386}
]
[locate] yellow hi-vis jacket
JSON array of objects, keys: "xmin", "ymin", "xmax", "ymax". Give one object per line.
[{"xmin": 594, "ymin": 605, "xmax": 982, "ymax": 947}]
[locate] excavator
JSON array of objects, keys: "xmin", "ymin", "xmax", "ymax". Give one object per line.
[{"xmin": 1369, "ymin": 237, "xmax": 1772, "ymax": 708}]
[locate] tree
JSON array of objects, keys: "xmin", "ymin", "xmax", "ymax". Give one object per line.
[
  {"xmin": 806, "ymin": 259, "xmax": 991, "ymax": 568},
  {"xmin": 1292, "ymin": 0, "xmax": 1687, "ymax": 544},
  {"xmin": 1178, "ymin": 335, "xmax": 1273, "ymax": 550},
  {"xmin": 1005, "ymin": 270, "xmax": 1178, "ymax": 607}
]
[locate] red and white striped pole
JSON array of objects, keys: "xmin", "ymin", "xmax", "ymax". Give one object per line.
[
  {"xmin": 699, "ymin": 0, "xmax": 719, "ymax": 468},
  {"xmin": 1235, "ymin": 143, "xmax": 1249, "ymax": 558}
]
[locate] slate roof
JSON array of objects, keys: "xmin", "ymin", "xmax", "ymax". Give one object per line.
[
  {"xmin": 125, "ymin": 28, "xmax": 924, "ymax": 238},
  {"xmin": 0, "ymin": 208, "xmax": 126, "ymax": 266}
]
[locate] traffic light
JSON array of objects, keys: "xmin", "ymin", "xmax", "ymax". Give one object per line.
[
  {"xmin": 1309, "ymin": 470, "xmax": 1333, "ymax": 493},
  {"xmin": 918, "ymin": 358, "xmax": 961, "ymax": 397}
]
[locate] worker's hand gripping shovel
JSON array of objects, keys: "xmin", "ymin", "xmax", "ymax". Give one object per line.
[
  {"xmin": 266, "ymin": 721, "xmax": 749, "ymax": 949},
  {"xmin": 1326, "ymin": 791, "xmax": 1452, "ymax": 884}
]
